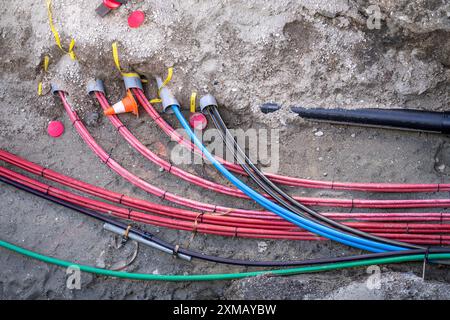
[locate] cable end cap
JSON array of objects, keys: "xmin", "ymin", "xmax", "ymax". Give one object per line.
[{"xmin": 199, "ymin": 94, "xmax": 218, "ymax": 113}]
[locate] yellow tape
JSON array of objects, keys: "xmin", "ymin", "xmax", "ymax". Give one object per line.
[
  {"xmin": 150, "ymin": 68, "xmax": 174, "ymax": 104},
  {"xmin": 112, "ymin": 42, "xmax": 122, "ymax": 73},
  {"xmin": 38, "ymin": 55, "xmax": 50, "ymax": 96},
  {"xmin": 43, "ymin": 55, "xmax": 50, "ymax": 72},
  {"xmin": 46, "ymin": 0, "xmax": 76, "ymax": 60},
  {"xmin": 190, "ymin": 92, "xmax": 197, "ymax": 113},
  {"xmin": 112, "ymin": 41, "xmax": 148, "ymax": 83},
  {"xmin": 112, "ymin": 43, "xmax": 172, "ymax": 103},
  {"xmin": 158, "ymin": 68, "xmax": 173, "ymax": 95}
]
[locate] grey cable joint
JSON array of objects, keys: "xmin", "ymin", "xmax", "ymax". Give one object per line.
[
  {"xmin": 199, "ymin": 94, "xmax": 218, "ymax": 113},
  {"xmin": 155, "ymin": 76, "xmax": 179, "ymax": 114},
  {"xmin": 51, "ymin": 83, "xmax": 67, "ymax": 96},
  {"xmin": 86, "ymin": 79, "xmax": 106, "ymax": 96},
  {"xmin": 123, "ymin": 75, "xmax": 143, "ymax": 91},
  {"xmin": 102, "ymin": 223, "xmax": 192, "ymax": 262}
]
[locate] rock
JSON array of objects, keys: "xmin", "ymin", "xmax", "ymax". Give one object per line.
[
  {"xmin": 84, "ymin": 111, "xmax": 100, "ymax": 127},
  {"xmin": 225, "ymin": 272, "xmax": 450, "ymax": 300},
  {"xmin": 314, "ymin": 131, "xmax": 324, "ymax": 137}
]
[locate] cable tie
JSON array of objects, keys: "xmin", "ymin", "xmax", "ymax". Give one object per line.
[
  {"xmin": 161, "ymin": 190, "xmax": 167, "ymax": 200},
  {"xmin": 190, "ymin": 92, "xmax": 197, "ymax": 113},
  {"xmin": 103, "ymin": 154, "xmax": 112, "ymax": 165},
  {"xmin": 118, "ymin": 194, "xmax": 125, "ymax": 204},
  {"xmin": 213, "ymin": 205, "xmax": 217, "ymax": 213},
  {"xmin": 422, "ymin": 247, "xmax": 431, "ymax": 280},
  {"xmin": 167, "ymin": 163, "xmax": 173, "ymax": 173},
  {"xmin": 188, "ymin": 222, "xmax": 198, "ymax": 246},
  {"xmin": 38, "ymin": 55, "xmax": 50, "ymax": 96},
  {"xmin": 127, "ymin": 208, "xmax": 131, "ymax": 220},
  {"xmin": 199, "ymin": 211, "xmax": 205, "ymax": 223},
  {"xmin": 40, "ymin": 167, "xmax": 47, "ymax": 177},
  {"xmin": 173, "ymin": 244, "xmax": 180, "ymax": 258},
  {"xmin": 112, "ymin": 42, "xmax": 146, "ymax": 84},
  {"xmin": 116, "ymin": 124, "xmax": 125, "ymax": 131}
]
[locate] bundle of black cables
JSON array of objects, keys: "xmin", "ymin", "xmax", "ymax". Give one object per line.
[{"xmin": 203, "ymin": 103, "xmax": 424, "ymax": 251}]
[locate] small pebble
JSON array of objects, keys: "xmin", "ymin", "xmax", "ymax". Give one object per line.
[
  {"xmin": 84, "ymin": 111, "xmax": 100, "ymax": 126},
  {"xmin": 351, "ymin": 133, "xmax": 356, "ymax": 138},
  {"xmin": 323, "ymin": 172, "xmax": 328, "ymax": 176},
  {"xmin": 314, "ymin": 131, "xmax": 324, "ymax": 137},
  {"xmin": 437, "ymin": 164, "xmax": 446, "ymax": 172}
]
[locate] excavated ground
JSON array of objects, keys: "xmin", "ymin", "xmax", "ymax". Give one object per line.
[{"xmin": 0, "ymin": 0, "xmax": 450, "ymax": 299}]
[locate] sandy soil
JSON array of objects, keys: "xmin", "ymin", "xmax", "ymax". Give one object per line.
[{"xmin": 0, "ymin": 0, "xmax": 450, "ymax": 299}]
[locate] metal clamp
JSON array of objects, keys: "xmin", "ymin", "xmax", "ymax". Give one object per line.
[
  {"xmin": 102, "ymin": 223, "xmax": 192, "ymax": 262},
  {"xmin": 156, "ymin": 76, "xmax": 179, "ymax": 114},
  {"xmin": 86, "ymin": 79, "xmax": 106, "ymax": 96},
  {"xmin": 199, "ymin": 94, "xmax": 218, "ymax": 113},
  {"xmin": 123, "ymin": 75, "xmax": 143, "ymax": 91}
]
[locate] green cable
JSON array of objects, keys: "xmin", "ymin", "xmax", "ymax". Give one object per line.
[{"xmin": 1, "ymin": 239, "xmax": 448, "ymax": 281}]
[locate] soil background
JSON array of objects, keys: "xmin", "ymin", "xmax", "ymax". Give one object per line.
[{"xmin": 0, "ymin": 0, "xmax": 450, "ymax": 299}]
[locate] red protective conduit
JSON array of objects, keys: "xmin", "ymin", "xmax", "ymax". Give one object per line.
[
  {"xmin": 2, "ymin": 149, "xmax": 450, "ymax": 228},
  {"xmin": 2, "ymin": 165, "xmax": 450, "ymax": 245},
  {"xmin": 132, "ymin": 89, "xmax": 450, "ymax": 193},
  {"xmin": 59, "ymin": 91, "xmax": 450, "ymax": 210},
  {"xmin": 100, "ymin": 91, "xmax": 450, "ymax": 210},
  {"xmin": 95, "ymin": 91, "xmax": 247, "ymax": 199}
]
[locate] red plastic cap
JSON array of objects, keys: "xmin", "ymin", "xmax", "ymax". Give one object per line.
[
  {"xmin": 189, "ymin": 113, "xmax": 208, "ymax": 130},
  {"xmin": 47, "ymin": 121, "xmax": 65, "ymax": 138},
  {"xmin": 128, "ymin": 11, "xmax": 145, "ymax": 28},
  {"xmin": 103, "ymin": 0, "xmax": 122, "ymax": 9}
]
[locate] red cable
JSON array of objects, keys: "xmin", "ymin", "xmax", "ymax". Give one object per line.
[
  {"xmin": 2, "ymin": 165, "xmax": 449, "ymax": 245},
  {"xmin": 3, "ymin": 147, "xmax": 450, "ymax": 236},
  {"xmin": 132, "ymin": 89, "xmax": 450, "ymax": 193},
  {"xmin": 59, "ymin": 92, "xmax": 450, "ymax": 209},
  {"xmin": 2, "ymin": 148, "xmax": 450, "ymax": 232}
]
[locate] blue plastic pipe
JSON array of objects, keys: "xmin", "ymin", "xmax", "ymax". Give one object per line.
[{"xmin": 172, "ymin": 106, "xmax": 407, "ymax": 253}]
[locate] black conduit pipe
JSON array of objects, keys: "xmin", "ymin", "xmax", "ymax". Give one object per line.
[{"xmin": 291, "ymin": 107, "xmax": 450, "ymax": 134}]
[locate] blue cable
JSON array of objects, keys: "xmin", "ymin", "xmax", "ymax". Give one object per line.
[{"xmin": 172, "ymin": 106, "xmax": 407, "ymax": 253}]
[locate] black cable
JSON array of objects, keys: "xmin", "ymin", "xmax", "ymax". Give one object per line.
[
  {"xmin": 2, "ymin": 174, "xmax": 446, "ymax": 267},
  {"xmin": 206, "ymin": 105, "xmax": 423, "ymax": 250}
]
